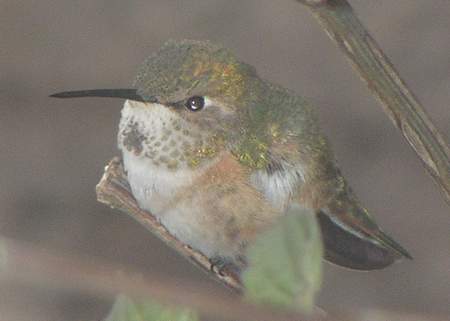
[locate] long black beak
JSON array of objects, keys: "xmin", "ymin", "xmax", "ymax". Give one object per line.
[{"xmin": 49, "ymin": 89, "xmax": 146, "ymax": 102}]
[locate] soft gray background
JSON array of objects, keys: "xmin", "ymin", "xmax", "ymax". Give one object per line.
[{"xmin": 1, "ymin": 1, "xmax": 449, "ymax": 320}]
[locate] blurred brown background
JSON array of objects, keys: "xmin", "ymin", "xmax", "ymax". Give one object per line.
[{"xmin": 1, "ymin": 1, "xmax": 449, "ymax": 320}]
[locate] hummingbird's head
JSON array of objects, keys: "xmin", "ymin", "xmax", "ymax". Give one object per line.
[
  {"xmin": 126, "ymin": 40, "xmax": 261, "ymax": 168},
  {"xmin": 130, "ymin": 40, "xmax": 261, "ymax": 144}
]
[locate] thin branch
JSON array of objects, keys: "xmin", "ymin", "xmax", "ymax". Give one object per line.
[
  {"xmin": 298, "ymin": 0, "xmax": 450, "ymax": 206},
  {"xmin": 0, "ymin": 237, "xmax": 327, "ymax": 321},
  {"xmin": 96, "ymin": 157, "xmax": 242, "ymax": 291}
]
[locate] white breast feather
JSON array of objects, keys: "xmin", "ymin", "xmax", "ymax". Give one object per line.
[{"xmin": 250, "ymin": 161, "xmax": 305, "ymax": 211}]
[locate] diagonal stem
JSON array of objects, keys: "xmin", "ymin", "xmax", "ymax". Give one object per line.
[{"xmin": 298, "ymin": 0, "xmax": 450, "ymax": 206}]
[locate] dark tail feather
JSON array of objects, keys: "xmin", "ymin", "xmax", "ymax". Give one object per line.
[{"xmin": 317, "ymin": 210, "xmax": 410, "ymax": 270}]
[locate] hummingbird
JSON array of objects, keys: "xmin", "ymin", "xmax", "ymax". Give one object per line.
[{"xmin": 51, "ymin": 40, "xmax": 411, "ymax": 272}]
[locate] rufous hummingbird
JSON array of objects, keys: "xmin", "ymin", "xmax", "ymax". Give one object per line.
[{"xmin": 51, "ymin": 40, "xmax": 411, "ymax": 272}]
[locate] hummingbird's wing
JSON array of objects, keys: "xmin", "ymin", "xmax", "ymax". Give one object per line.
[
  {"xmin": 316, "ymin": 206, "xmax": 411, "ymax": 270},
  {"xmin": 311, "ymin": 171, "xmax": 412, "ymax": 270},
  {"xmin": 258, "ymin": 130, "xmax": 411, "ymax": 270},
  {"xmin": 250, "ymin": 151, "xmax": 411, "ymax": 270}
]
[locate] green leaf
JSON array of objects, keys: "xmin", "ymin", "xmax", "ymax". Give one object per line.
[
  {"xmin": 243, "ymin": 204, "xmax": 323, "ymax": 313},
  {"xmin": 106, "ymin": 294, "xmax": 199, "ymax": 321}
]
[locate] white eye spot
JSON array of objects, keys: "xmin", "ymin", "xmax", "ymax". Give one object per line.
[
  {"xmin": 203, "ymin": 96, "xmax": 213, "ymax": 108},
  {"xmin": 203, "ymin": 97, "xmax": 234, "ymax": 115}
]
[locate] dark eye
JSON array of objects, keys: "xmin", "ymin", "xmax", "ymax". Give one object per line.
[{"xmin": 185, "ymin": 96, "xmax": 205, "ymax": 112}]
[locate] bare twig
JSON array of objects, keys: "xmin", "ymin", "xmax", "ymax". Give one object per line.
[
  {"xmin": 298, "ymin": 0, "xmax": 450, "ymax": 205},
  {"xmin": 96, "ymin": 157, "xmax": 242, "ymax": 291},
  {"xmin": 0, "ymin": 237, "xmax": 327, "ymax": 321}
]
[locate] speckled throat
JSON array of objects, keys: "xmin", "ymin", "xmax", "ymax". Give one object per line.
[{"xmin": 118, "ymin": 100, "xmax": 220, "ymax": 171}]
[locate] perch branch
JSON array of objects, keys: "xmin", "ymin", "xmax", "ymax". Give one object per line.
[
  {"xmin": 96, "ymin": 157, "xmax": 242, "ymax": 291},
  {"xmin": 298, "ymin": 0, "xmax": 450, "ymax": 206}
]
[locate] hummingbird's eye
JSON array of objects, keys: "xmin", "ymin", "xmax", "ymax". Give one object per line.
[{"xmin": 185, "ymin": 96, "xmax": 205, "ymax": 112}]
